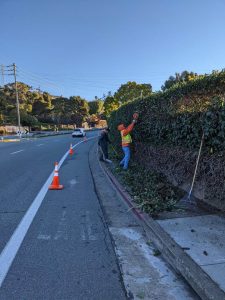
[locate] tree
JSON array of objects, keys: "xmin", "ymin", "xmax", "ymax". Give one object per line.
[
  {"xmin": 88, "ymin": 100, "xmax": 104, "ymax": 115},
  {"xmin": 32, "ymin": 91, "xmax": 53, "ymax": 123},
  {"xmin": 0, "ymin": 82, "xmax": 55, "ymax": 125},
  {"xmin": 20, "ymin": 111, "xmax": 38, "ymax": 130},
  {"xmin": 42, "ymin": 92, "xmax": 53, "ymax": 110},
  {"xmin": 0, "ymin": 89, "xmax": 7, "ymax": 123},
  {"xmin": 66, "ymin": 96, "xmax": 89, "ymax": 127},
  {"xmin": 114, "ymin": 81, "xmax": 152, "ymax": 104},
  {"xmin": 103, "ymin": 96, "xmax": 120, "ymax": 117},
  {"xmin": 32, "ymin": 100, "xmax": 49, "ymax": 116},
  {"xmin": 87, "ymin": 114, "xmax": 99, "ymax": 127},
  {"xmin": 161, "ymin": 71, "xmax": 200, "ymax": 91},
  {"xmin": 51, "ymin": 97, "xmax": 68, "ymax": 125},
  {"xmin": 9, "ymin": 82, "xmax": 36, "ymax": 113}
]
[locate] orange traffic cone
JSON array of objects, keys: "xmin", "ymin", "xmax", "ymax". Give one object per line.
[
  {"xmin": 49, "ymin": 162, "xmax": 64, "ymax": 190},
  {"xmin": 69, "ymin": 143, "xmax": 74, "ymax": 155}
]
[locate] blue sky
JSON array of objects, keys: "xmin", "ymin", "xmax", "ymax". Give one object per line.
[{"xmin": 1, "ymin": 0, "xmax": 225, "ymax": 100}]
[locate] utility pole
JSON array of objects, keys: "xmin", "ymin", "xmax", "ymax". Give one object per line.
[
  {"xmin": 141, "ymin": 90, "xmax": 143, "ymax": 100},
  {"xmin": 12, "ymin": 63, "xmax": 21, "ymax": 136},
  {"xmin": 3, "ymin": 63, "xmax": 21, "ymax": 135}
]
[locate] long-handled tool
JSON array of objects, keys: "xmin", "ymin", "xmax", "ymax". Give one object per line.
[
  {"xmin": 98, "ymin": 145, "xmax": 112, "ymax": 163},
  {"xmin": 180, "ymin": 132, "xmax": 204, "ymax": 204}
]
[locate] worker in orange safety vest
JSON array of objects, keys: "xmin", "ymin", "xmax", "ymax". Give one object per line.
[{"xmin": 117, "ymin": 113, "xmax": 139, "ymax": 170}]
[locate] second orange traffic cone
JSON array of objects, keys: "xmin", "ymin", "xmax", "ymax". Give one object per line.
[
  {"xmin": 49, "ymin": 162, "xmax": 64, "ymax": 190},
  {"xmin": 69, "ymin": 143, "xmax": 74, "ymax": 155}
]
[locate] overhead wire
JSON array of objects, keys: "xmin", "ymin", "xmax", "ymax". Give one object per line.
[
  {"xmin": 18, "ymin": 68, "xmax": 62, "ymax": 89},
  {"xmin": 17, "ymin": 66, "xmax": 170, "ymax": 86},
  {"xmin": 17, "ymin": 68, "xmax": 120, "ymax": 92},
  {"xmin": 14, "ymin": 65, "xmax": 217, "ymax": 98},
  {"xmin": 17, "ymin": 67, "xmax": 122, "ymax": 89},
  {"xmin": 17, "ymin": 74, "xmax": 63, "ymax": 95}
]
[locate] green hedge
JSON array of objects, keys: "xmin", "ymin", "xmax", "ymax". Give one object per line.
[{"xmin": 108, "ymin": 70, "xmax": 225, "ymax": 153}]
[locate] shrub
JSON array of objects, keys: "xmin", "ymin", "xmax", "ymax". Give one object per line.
[{"xmin": 108, "ymin": 70, "xmax": 225, "ymax": 153}]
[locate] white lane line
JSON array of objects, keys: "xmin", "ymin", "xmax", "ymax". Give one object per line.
[
  {"xmin": 37, "ymin": 144, "xmax": 44, "ymax": 147},
  {"xmin": 86, "ymin": 211, "xmax": 97, "ymax": 241},
  {"xmin": 10, "ymin": 150, "xmax": 24, "ymax": 155},
  {"xmin": 0, "ymin": 135, "xmax": 97, "ymax": 287}
]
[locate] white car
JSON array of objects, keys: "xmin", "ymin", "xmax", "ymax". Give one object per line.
[{"xmin": 72, "ymin": 128, "xmax": 86, "ymax": 137}]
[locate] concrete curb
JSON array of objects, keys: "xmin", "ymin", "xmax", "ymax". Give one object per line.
[{"xmin": 92, "ymin": 145, "xmax": 225, "ymax": 300}]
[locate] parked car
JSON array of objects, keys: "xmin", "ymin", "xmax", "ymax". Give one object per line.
[{"xmin": 72, "ymin": 128, "xmax": 86, "ymax": 137}]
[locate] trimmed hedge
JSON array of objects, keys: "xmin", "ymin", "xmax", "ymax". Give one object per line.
[
  {"xmin": 109, "ymin": 70, "xmax": 225, "ymax": 153},
  {"xmin": 108, "ymin": 70, "xmax": 225, "ymax": 211}
]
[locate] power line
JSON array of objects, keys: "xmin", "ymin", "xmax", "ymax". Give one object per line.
[
  {"xmin": 18, "ymin": 69, "xmax": 62, "ymax": 89},
  {"xmin": 16, "ymin": 68, "xmax": 116, "ymax": 94},
  {"xmin": 17, "ymin": 71, "xmax": 119, "ymax": 92},
  {"xmin": 17, "ymin": 66, "xmax": 171, "ymax": 86},
  {"xmin": 2, "ymin": 63, "xmax": 220, "ymax": 100},
  {"xmin": 18, "ymin": 67, "xmax": 120, "ymax": 89}
]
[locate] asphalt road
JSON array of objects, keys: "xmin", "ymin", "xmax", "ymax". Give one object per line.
[{"xmin": 0, "ymin": 133, "xmax": 126, "ymax": 299}]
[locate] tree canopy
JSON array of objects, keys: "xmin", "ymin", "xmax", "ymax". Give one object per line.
[
  {"xmin": 0, "ymin": 82, "xmax": 90, "ymax": 128},
  {"xmin": 161, "ymin": 71, "xmax": 202, "ymax": 91},
  {"xmin": 114, "ymin": 81, "xmax": 152, "ymax": 104},
  {"xmin": 88, "ymin": 99, "xmax": 104, "ymax": 115},
  {"xmin": 0, "ymin": 79, "xmax": 155, "ymax": 126}
]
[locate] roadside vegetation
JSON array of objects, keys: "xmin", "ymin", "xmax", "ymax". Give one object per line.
[
  {"xmin": 2, "ymin": 68, "xmax": 225, "ymax": 211},
  {"xmin": 0, "ymin": 82, "xmax": 103, "ymax": 131},
  {"xmin": 0, "ymin": 81, "xmax": 151, "ymax": 132},
  {"xmin": 109, "ymin": 147, "xmax": 184, "ymax": 215},
  {"xmin": 108, "ymin": 69, "xmax": 225, "ymax": 212}
]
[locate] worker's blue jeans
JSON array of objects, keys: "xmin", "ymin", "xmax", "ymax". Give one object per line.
[{"xmin": 120, "ymin": 146, "xmax": 130, "ymax": 170}]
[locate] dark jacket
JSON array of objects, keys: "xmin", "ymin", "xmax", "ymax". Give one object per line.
[
  {"xmin": 98, "ymin": 130, "xmax": 111, "ymax": 147},
  {"xmin": 98, "ymin": 130, "xmax": 111, "ymax": 159}
]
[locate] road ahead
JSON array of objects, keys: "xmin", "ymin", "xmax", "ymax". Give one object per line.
[{"xmin": 0, "ymin": 133, "xmax": 126, "ymax": 299}]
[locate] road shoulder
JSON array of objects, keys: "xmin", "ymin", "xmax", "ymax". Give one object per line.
[
  {"xmin": 91, "ymin": 143, "xmax": 225, "ymax": 300},
  {"xmin": 89, "ymin": 143, "xmax": 199, "ymax": 300}
]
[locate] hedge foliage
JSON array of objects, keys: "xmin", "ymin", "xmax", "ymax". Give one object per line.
[{"xmin": 108, "ymin": 70, "xmax": 225, "ymax": 153}]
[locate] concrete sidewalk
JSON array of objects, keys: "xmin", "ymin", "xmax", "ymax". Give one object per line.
[
  {"xmin": 157, "ymin": 214, "xmax": 225, "ymax": 299},
  {"xmin": 97, "ymin": 147, "xmax": 225, "ymax": 300}
]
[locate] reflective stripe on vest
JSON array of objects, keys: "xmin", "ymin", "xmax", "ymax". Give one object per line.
[{"xmin": 121, "ymin": 130, "xmax": 132, "ymax": 144}]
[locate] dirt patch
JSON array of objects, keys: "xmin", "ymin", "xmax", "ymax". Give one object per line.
[{"xmin": 134, "ymin": 142, "xmax": 225, "ymax": 212}]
